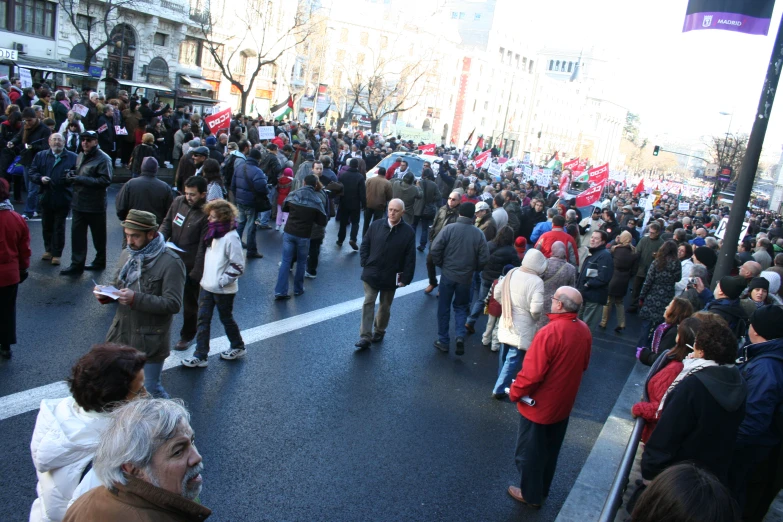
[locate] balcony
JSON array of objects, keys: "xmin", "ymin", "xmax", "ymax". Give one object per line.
[
  {"xmin": 189, "ymin": 9, "xmax": 210, "ymax": 25},
  {"xmin": 125, "ymin": 0, "xmax": 199, "ymax": 26}
]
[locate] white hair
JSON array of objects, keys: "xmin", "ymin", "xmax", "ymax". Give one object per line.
[
  {"xmin": 94, "ymin": 399, "xmax": 191, "ymax": 490},
  {"xmin": 389, "ymin": 197, "xmax": 405, "ymax": 212}
]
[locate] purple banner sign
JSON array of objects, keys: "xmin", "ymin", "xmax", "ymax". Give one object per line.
[{"xmin": 683, "ymin": 11, "xmax": 772, "ymax": 35}]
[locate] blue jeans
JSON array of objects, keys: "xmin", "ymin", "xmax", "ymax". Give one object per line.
[
  {"xmin": 275, "ymin": 232, "xmax": 309, "ymax": 296},
  {"xmin": 494, "ymin": 343, "xmax": 526, "ymax": 395},
  {"xmin": 412, "ymin": 216, "xmax": 432, "ymax": 248},
  {"xmin": 437, "ymin": 274, "xmax": 471, "ymax": 344},
  {"xmin": 23, "ymin": 166, "xmax": 38, "ymax": 217},
  {"xmin": 467, "ymin": 276, "xmax": 491, "ymax": 326},
  {"xmin": 144, "ymin": 362, "xmax": 169, "ymax": 399},
  {"xmin": 236, "ymin": 203, "xmax": 258, "ymax": 254},
  {"xmin": 258, "ymin": 187, "xmax": 276, "ymax": 226}
]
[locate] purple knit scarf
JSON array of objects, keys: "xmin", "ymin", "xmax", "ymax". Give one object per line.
[
  {"xmin": 203, "ymin": 219, "xmax": 236, "ymax": 246},
  {"xmin": 651, "ymin": 322, "xmax": 675, "ymax": 354}
]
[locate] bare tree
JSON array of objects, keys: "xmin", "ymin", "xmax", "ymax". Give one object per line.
[
  {"xmin": 59, "ymin": 0, "xmax": 137, "ymax": 83},
  {"xmin": 197, "ymin": 0, "xmax": 313, "ymax": 114},
  {"xmin": 326, "ymin": 84, "xmax": 358, "ymax": 130},
  {"xmin": 707, "ymin": 133, "xmax": 748, "ymax": 183},
  {"xmin": 344, "ymin": 52, "xmax": 431, "ymax": 133}
]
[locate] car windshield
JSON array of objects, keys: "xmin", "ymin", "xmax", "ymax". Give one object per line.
[{"xmin": 376, "ymin": 155, "xmax": 427, "ymax": 176}]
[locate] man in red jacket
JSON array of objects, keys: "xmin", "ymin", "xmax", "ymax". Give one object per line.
[
  {"xmin": 507, "ymin": 285, "xmax": 592, "ymax": 508},
  {"xmin": 534, "ymin": 215, "xmax": 579, "ymax": 266}
]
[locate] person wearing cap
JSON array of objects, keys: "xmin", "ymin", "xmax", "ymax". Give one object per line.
[
  {"xmin": 730, "ymin": 305, "xmax": 783, "ymax": 517},
  {"xmin": 695, "ymin": 275, "xmax": 748, "ymax": 337},
  {"xmin": 205, "ymin": 135, "xmax": 223, "ymax": 163},
  {"xmin": 115, "ymin": 156, "xmax": 173, "ymax": 230},
  {"xmin": 60, "ymin": 129, "xmax": 113, "ymax": 275},
  {"xmin": 128, "ymin": 133, "xmax": 160, "ymax": 179},
  {"xmin": 619, "ymin": 204, "xmax": 635, "ymax": 227},
  {"xmin": 740, "ymin": 277, "xmax": 775, "ymax": 318},
  {"xmin": 8, "ymin": 107, "xmax": 52, "ymax": 219},
  {"xmin": 691, "ymin": 245, "xmax": 718, "ymax": 285},
  {"xmin": 430, "ymin": 202, "xmax": 489, "ymax": 355},
  {"xmin": 475, "ymin": 200, "xmax": 497, "ymax": 242},
  {"xmin": 29, "ymin": 133, "xmax": 78, "ymax": 266},
  {"xmin": 96, "ymin": 209, "xmax": 185, "ymax": 398},
  {"xmin": 173, "ymin": 145, "xmax": 208, "ymax": 193}
]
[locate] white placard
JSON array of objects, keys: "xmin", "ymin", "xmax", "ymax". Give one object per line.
[
  {"xmin": 72, "ymin": 104, "xmax": 89, "ymax": 117},
  {"xmin": 258, "ymin": 126, "xmax": 275, "ymax": 140},
  {"xmin": 19, "ymin": 67, "xmax": 32, "ymax": 88},
  {"xmin": 678, "ymin": 202, "xmax": 690, "ymax": 211},
  {"xmin": 487, "ymin": 161, "xmax": 502, "ymax": 176},
  {"xmin": 523, "ymin": 166, "xmax": 532, "ymax": 178},
  {"xmin": 714, "ymin": 217, "xmax": 750, "ymax": 244}
]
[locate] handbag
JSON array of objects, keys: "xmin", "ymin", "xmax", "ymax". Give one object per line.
[
  {"xmin": 243, "ymin": 164, "xmax": 271, "ymax": 212},
  {"xmin": 421, "ymin": 181, "xmax": 437, "ymax": 220}
]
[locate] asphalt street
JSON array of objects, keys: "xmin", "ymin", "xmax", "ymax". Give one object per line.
[{"xmin": 0, "ymin": 185, "xmax": 639, "ymax": 521}]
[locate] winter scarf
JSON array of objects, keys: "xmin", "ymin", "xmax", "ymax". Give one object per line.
[
  {"xmin": 204, "ymin": 219, "xmax": 237, "ymax": 246},
  {"xmin": 0, "ymin": 199, "xmax": 13, "ymax": 211},
  {"xmin": 650, "ymin": 322, "xmax": 676, "ymax": 355},
  {"xmin": 285, "ymin": 186, "xmax": 327, "ymax": 216},
  {"xmin": 118, "ymin": 232, "xmax": 166, "ymax": 287},
  {"xmin": 656, "ymin": 357, "xmax": 719, "ymax": 417}
]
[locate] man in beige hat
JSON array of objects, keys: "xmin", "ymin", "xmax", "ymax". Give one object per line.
[{"xmin": 95, "ymin": 209, "xmax": 185, "ymax": 398}]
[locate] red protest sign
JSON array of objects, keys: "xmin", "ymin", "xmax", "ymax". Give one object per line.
[
  {"xmin": 417, "ymin": 143, "xmax": 436, "ymax": 154},
  {"xmin": 563, "ymin": 158, "xmax": 580, "ymax": 171},
  {"xmin": 587, "ymin": 163, "xmax": 609, "ymax": 186},
  {"xmin": 205, "ymin": 108, "xmax": 232, "ymax": 132},
  {"xmin": 559, "ymin": 171, "xmax": 571, "ymax": 197},
  {"xmin": 576, "ymin": 180, "xmax": 605, "ymax": 207},
  {"xmin": 474, "ymin": 150, "xmax": 491, "ymax": 168}
]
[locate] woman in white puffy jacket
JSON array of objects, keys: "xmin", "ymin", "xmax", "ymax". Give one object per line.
[
  {"xmin": 491, "ymin": 248, "xmax": 547, "ymax": 399},
  {"xmin": 29, "ymin": 343, "xmax": 147, "ymax": 522}
]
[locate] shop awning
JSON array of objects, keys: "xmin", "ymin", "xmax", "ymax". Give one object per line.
[
  {"xmin": 10, "ymin": 57, "xmax": 90, "ymax": 77},
  {"xmin": 180, "ymin": 75, "xmax": 213, "ymax": 91},
  {"xmin": 114, "ymin": 79, "xmax": 174, "ymax": 92},
  {"xmin": 177, "ymin": 94, "xmax": 220, "ymax": 104}
]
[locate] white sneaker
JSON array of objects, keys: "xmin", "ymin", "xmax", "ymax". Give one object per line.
[
  {"xmin": 304, "ymin": 271, "xmax": 317, "ymax": 279},
  {"xmin": 221, "ymin": 348, "xmax": 246, "ymax": 360},
  {"xmin": 275, "ymin": 224, "xmax": 281, "ymax": 231},
  {"xmin": 182, "ymin": 356, "xmax": 208, "ymax": 368}
]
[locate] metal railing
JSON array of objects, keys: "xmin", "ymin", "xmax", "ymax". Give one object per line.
[{"xmin": 597, "ymin": 417, "xmax": 645, "ymax": 522}]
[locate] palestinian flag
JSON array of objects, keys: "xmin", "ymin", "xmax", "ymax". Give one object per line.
[
  {"xmin": 271, "ymin": 95, "xmax": 293, "ymax": 121},
  {"xmin": 472, "ymin": 136, "xmax": 484, "ymax": 157}
]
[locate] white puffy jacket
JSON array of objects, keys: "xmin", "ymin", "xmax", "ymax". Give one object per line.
[
  {"xmin": 29, "ymin": 397, "xmax": 109, "ymax": 522},
  {"xmin": 495, "ymin": 249, "xmax": 547, "ymax": 350}
]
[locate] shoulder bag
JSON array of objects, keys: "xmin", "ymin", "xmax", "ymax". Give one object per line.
[{"xmin": 243, "ymin": 164, "xmax": 271, "ymax": 212}]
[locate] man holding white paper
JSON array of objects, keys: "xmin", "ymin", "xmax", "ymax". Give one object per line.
[{"xmin": 96, "ymin": 209, "xmax": 185, "ymax": 398}]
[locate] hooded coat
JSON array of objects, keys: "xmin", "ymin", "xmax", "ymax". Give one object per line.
[
  {"xmin": 494, "ymin": 249, "xmax": 547, "ymax": 350},
  {"xmin": 736, "ymin": 338, "xmax": 783, "ymax": 447},
  {"xmin": 641, "ymin": 365, "xmax": 747, "ymax": 483}
]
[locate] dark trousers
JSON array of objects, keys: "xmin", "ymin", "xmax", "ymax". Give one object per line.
[
  {"xmin": 0, "ymin": 283, "xmax": 19, "ymax": 345},
  {"xmin": 71, "ymin": 210, "xmax": 106, "ymax": 267},
  {"xmin": 194, "ymin": 289, "xmax": 244, "ymax": 358},
  {"xmin": 412, "ymin": 216, "xmax": 433, "ymax": 249},
  {"xmin": 41, "ymin": 207, "xmax": 69, "ymax": 257},
  {"xmin": 307, "ymin": 237, "xmax": 323, "ymax": 275},
  {"xmin": 426, "ymin": 253, "xmax": 438, "ymax": 286},
  {"xmin": 363, "ymin": 207, "xmax": 384, "ymax": 239},
  {"xmin": 515, "ymin": 415, "xmax": 569, "ymax": 505},
  {"xmin": 630, "ymin": 275, "xmax": 645, "ymax": 309},
  {"xmin": 4, "ymin": 173, "xmax": 22, "ymax": 201},
  {"xmin": 338, "ymin": 207, "xmax": 361, "ymax": 243},
  {"xmin": 120, "ymin": 140, "xmax": 134, "ymax": 164},
  {"xmin": 729, "ymin": 443, "xmax": 778, "ymax": 518},
  {"xmin": 180, "ymin": 277, "xmax": 200, "ymax": 342}
]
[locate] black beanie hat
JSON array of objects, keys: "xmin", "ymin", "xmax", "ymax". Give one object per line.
[
  {"xmin": 694, "ymin": 246, "xmax": 717, "ymax": 269},
  {"xmin": 748, "ymin": 277, "xmax": 770, "ymax": 292},
  {"xmin": 459, "ymin": 202, "xmax": 475, "ymax": 219},
  {"xmin": 719, "ymin": 276, "xmax": 746, "ymax": 301},
  {"xmin": 751, "ymin": 305, "xmax": 783, "ymax": 340}
]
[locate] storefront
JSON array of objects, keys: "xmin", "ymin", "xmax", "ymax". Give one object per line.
[
  {"xmin": 104, "ymin": 78, "xmax": 175, "ymax": 106},
  {"xmin": 0, "ymin": 52, "xmax": 91, "ymax": 90},
  {"xmin": 176, "ymin": 74, "xmax": 220, "ymax": 115}
]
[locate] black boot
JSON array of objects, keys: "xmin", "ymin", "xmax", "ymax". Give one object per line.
[{"xmin": 0, "ymin": 344, "xmax": 11, "ymax": 359}]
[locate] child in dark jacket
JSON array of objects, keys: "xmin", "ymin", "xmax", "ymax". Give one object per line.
[{"xmin": 276, "ymin": 167, "xmax": 293, "ymax": 230}]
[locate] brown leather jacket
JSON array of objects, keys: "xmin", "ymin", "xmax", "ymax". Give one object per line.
[{"xmin": 63, "ymin": 475, "xmax": 211, "ymax": 521}]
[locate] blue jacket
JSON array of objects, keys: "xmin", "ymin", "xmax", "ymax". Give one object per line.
[
  {"xmin": 577, "ymin": 244, "xmax": 614, "ymax": 304},
  {"xmin": 29, "ymin": 149, "xmax": 78, "ymax": 210},
  {"xmin": 530, "ymin": 221, "xmax": 553, "ymax": 244},
  {"xmin": 231, "ymin": 157, "xmax": 268, "ymax": 207},
  {"xmin": 737, "ymin": 337, "xmax": 783, "ymax": 447}
]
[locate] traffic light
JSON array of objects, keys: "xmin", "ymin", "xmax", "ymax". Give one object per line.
[{"xmin": 653, "ymin": 145, "xmax": 660, "ymax": 156}]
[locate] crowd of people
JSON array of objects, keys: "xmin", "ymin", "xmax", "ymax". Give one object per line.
[{"xmin": 4, "ymin": 94, "xmax": 783, "ymax": 519}]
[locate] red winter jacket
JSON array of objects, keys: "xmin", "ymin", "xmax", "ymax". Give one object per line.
[
  {"xmin": 534, "ymin": 227, "xmax": 579, "ymax": 266},
  {"xmin": 509, "ymin": 312, "xmax": 591, "ymax": 424},
  {"xmin": 632, "ymin": 358, "xmax": 684, "ymax": 443},
  {"xmin": 0, "ymin": 209, "xmax": 31, "ymax": 287}
]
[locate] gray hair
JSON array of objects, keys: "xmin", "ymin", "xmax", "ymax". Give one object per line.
[
  {"xmin": 674, "ymin": 228, "xmax": 686, "ymax": 241},
  {"xmin": 94, "ymin": 398, "xmax": 191, "ymax": 490},
  {"xmin": 389, "ymin": 197, "xmax": 405, "ymax": 212},
  {"xmin": 546, "ymin": 208, "xmax": 557, "ymax": 219},
  {"xmin": 705, "ymin": 236, "xmax": 719, "ymax": 250},
  {"xmin": 557, "ymin": 289, "xmax": 581, "ymax": 312},
  {"xmin": 689, "ymin": 264, "xmax": 709, "ymax": 281},
  {"xmin": 566, "ymin": 209, "xmax": 577, "ymax": 220},
  {"xmin": 550, "ymin": 240, "xmax": 566, "ymax": 259}
]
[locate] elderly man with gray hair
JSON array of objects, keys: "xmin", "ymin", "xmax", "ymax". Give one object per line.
[{"xmin": 63, "ymin": 398, "xmax": 211, "ymax": 521}]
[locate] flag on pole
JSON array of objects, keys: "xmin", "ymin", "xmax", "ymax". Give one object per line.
[
  {"xmin": 683, "ymin": 0, "xmax": 774, "ymax": 36},
  {"xmin": 472, "ymin": 136, "xmax": 485, "ymax": 157},
  {"xmin": 319, "ymin": 103, "xmax": 331, "ymax": 121},
  {"xmin": 633, "ymin": 178, "xmax": 645, "ymax": 195},
  {"xmin": 271, "ymin": 95, "xmax": 293, "ymax": 121},
  {"xmin": 576, "ymin": 180, "xmax": 606, "ymax": 207}
]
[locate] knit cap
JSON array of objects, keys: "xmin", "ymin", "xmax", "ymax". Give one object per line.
[
  {"xmin": 283, "ymin": 167, "xmax": 293, "ymax": 177},
  {"xmin": 748, "ymin": 276, "xmax": 770, "ymax": 293},
  {"xmin": 694, "ymin": 246, "xmax": 717, "ymax": 269},
  {"xmin": 141, "ymin": 156, "xmax": 158, "ymax": 175},
  {"xmin": 718, "ymin": 276, "xmax": 746, "ymax": 301},
  {"xmin": 205, "ymin": 136, "xmax": 217, "ymax": 146},
  {"xmin": 761, "ymin": 271, "xmax": 781, "ymax": 294},
  {"xmin": 750, "ymin": 305, "xmax": 783, "ymax": 340}
]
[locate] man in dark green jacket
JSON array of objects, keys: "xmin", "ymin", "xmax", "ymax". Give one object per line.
[{"xmin": 629, "ymin": 222, "xmax": 663, "ymax": 313}]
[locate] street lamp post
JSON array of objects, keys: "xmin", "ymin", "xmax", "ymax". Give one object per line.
[{"xmin": 712, "ymin": 111, "xmax": 733, "ymax": 204}]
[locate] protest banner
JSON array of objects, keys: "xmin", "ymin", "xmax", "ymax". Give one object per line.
[
  {"xmin": 418, "ymin": 143, "xmax": 436, "ymax": 155},
  {"xmin": 587, "ymin": 163, "xmax": 609, "ymax": 186},
  {"xmin": 576, "ymin": 180, "xmax": 606, "ymax": 207},
  {"xmin": 258, "ymin": 126, "xmax": 275, "ymax": 140},
  {"xmin": 558, "ymin": 170, "xmax": 571, "ymax": 197},
  {"xmin": 678, "ymin": 202, "xmax": 690, "ymax": 211},
  {"xmin": 487, "ymin": 161, "xmax": 502, "ymax": 177},
  {"xmin": 72, "ymin": 104, "xmax": 89, "ymax": 117},
  {"xmin": 204, "ymin": 107, "xmax": 232, "ymax": 133},
  {"xmin": 714, "ymin": 217, "xmax": 750, "ymax": 243},
  {"xmin": 563, "ymin": 158, "xmax": 580, "ymax": 171},
  {"xmin": 474, "ymin": 150, "xmax": 491, "ymax": 168}
]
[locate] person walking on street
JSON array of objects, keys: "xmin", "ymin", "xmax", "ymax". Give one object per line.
[
  {"xmin": 96, "ymin": 210, "xmax": 185, "ymax": 398},
  {"xmin": 364, "ymin": 166, "xmax": 392, "ymax": 238},
  {"xmin": 0, "ymin": 178, "xmax": 30, "ymax": 359},
  {"xmin": 29, "ymin": 133, "xmax": 77, "ymax": 266},
  {"xmin": 412, "ymin": 169, "xmax": 440, "ymax": 251},
  {"xmin": 275, "ymin": 175, "xmax": 327, "ymax": 299},
  {"xmin": 576, "ymin": 230, "xmax": 614, "ymax": 331},
  {"xmin": 115, "ymin": 157, "xmax": 172, "ymax": 229},
  {"xmin": 391, "ymin": 172, "xmax": 421, "ymax": 226},
  {"xmin": 354, "ymin": 199, "xmax": 415, "ymax": 351},
  {"xmin": 182, "ymin": 200, "xmax": 246, "ymax": 367},
  {"xmin": 9, "ymin": 107, "xmax": 52, "ymax": 219},
  {"xmin": 535, "ymin": 242, "xmax": 577, "ymax": 332},
  {"xmin": 492, "ymin": 249, "xmax": 548, "ymax": 399},
  {"xmin": 638, "ymin": 240, "xmax": 682, "ymax": 346},
  {"xmin": 506, "ymin": 286, "xmax": 591, "ymax": 508},
  {"xmin": 430, "ymin": 202, "xmax": 489, "ymax": 355},
  {"xmin": 424, "ymin": 191, "xmax": 461, "ymax": 294},
  {"xmin": 336, "ymin": 158, "xmax": 365, "ymax": 250},
  {"xmin": 60, "ymin": 131, "xmax": 113, "ymax": 275},
  {"xmin": 158, "ymin": 176, "xmax": 208, "ymax": 351},
  {"xmin": 629, "ymin": 222, "xmax": 663, "ymax": 313},
  {"xmin": 231, "ymin": 148, "xmax": 268, "ymax": 259},
  {"xmin": 600, "ymin": 230, "xmax": 638, "ymax": 331}
]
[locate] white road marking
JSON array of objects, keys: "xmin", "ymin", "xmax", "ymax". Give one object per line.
[{"xmin": 0, "ymin": 277, "xmax": 432, "ymax": 421}]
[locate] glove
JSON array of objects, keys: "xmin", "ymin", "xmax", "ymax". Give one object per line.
[{"xmin": 19, "ymin": 269, "xmax": 28, "ymax": 283}]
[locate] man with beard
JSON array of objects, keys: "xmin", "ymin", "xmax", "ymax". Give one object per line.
[
  {"xmin": 173, "ymin": 145, "xmax": 208, "ymax": 193},
  {"xmin": 95, "ymin": 210, "xmax": 185, "ymax": 398},
  {"xmin": 60, "ymin": 131, "xmax": 113, "ymax": 275},
  {"xmin": 63, "ymin": 399, "xmax": 210, "ymax": 521},
  {"xmin": 8, "ymin": 107, "xmax": 52, "ymax": 219},
  {"xmin": 519, "ymin": 198, "xmax": 546, "ymax": 242}
]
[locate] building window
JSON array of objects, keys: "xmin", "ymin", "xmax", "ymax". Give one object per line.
[
  {"xmin": 481, "ymin": 117, "xmax": 485, "ymax": 126},
  {"xmin": 549, "ymin": 60, "xmax": 553, "ymax": 71},
  {"xmin": 360, "ymin": 32, "xmax": 368, "ymax": 46},
  {"xmin": 357, "ymin": 53, "xmax": 365, "ymax": 66},
  {"xmin": 340, "ymin": 28, "xmax": 348, "ymax": 42},
  {"xmin": 75, "ymin": 14, "xmax": 92, "ymax": 31},
  {"xmin": 474, "ymin": 13, "xmax": 480, "ymax": 20},
  {"xmin": 2, "ymin": 0, "xmax": 56, "ymax": 37},
  {"xmin": 567, "ymin": 61, "xmax": 573, "ymax": 72},
  {"xmin": 483, "ymin": 101, "xmax": 488, "ymax": 110},
  {"xmin": 153, "ymin": 32, "xmax": 167, "ymax": 46},
  {"xmin": 380, "ymin": 35, "xmax": 387, "ymax": 48},
  {"xmin": 336, "ymin": 49, "xmax": 345, "ymax": 63},
  {"xmin": 451, "ymin": 11, "xmax": 457, "ymax": 19},
  {"xmin": 179, "ymin": 37, "xmax": 203, "ymax": 67},
  {"xmin": 332, "ymin": 69, "xmax": 342, "ymax": 87},
  {"xmin": 458, "ymin": 11, "xmax": 465, "ymax": 19}
]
